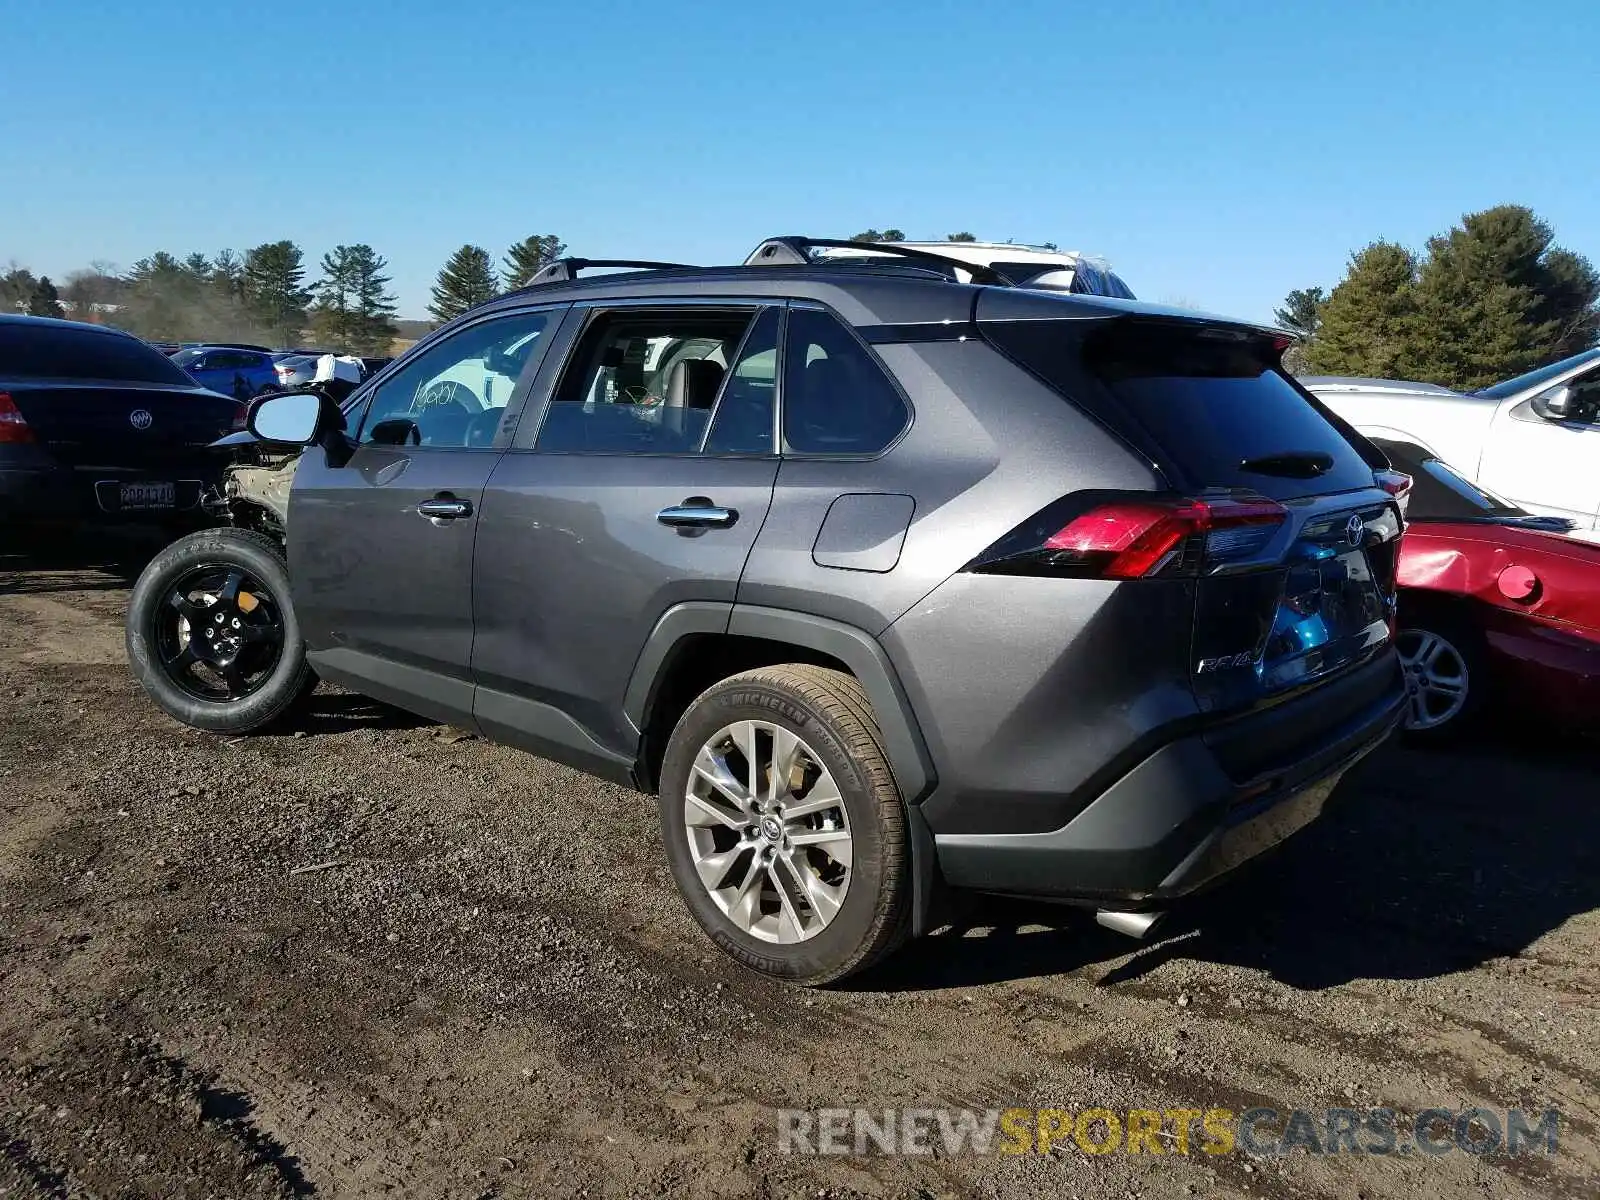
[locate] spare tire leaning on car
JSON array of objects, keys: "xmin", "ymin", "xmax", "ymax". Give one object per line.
[{"xmin": 126, "ymin": 528, "xmax": 316, "ymax": 733}]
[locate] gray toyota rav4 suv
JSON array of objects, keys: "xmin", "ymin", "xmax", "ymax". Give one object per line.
[{"xmin": 127, "ymin": 239, "xmax": 1408, "ymax": 984}]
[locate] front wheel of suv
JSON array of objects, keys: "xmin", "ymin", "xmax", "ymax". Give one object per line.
[{"xmin": 657, "ymin": 665, "xmax": 911, "ymax": 986}]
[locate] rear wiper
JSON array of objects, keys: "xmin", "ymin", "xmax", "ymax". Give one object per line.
[{"xmin": 1238, "ymin": 451, "xmax": 1335, "ymax": 479}]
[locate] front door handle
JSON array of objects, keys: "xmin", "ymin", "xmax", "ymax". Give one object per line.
[
  {"xmin": 417, "ymin": 496, "xmax": 473, "ymax": 521},
  {"xmin": 657, "ymin": 498, "xmax": 738, "ymax": 529}
]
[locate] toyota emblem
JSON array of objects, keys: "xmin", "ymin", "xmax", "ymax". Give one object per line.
[
  {"xmin": 129, "ymin": 409, "xmax": 153, "ymax": 430},
  {"xmin": 1345, "ymin": 514, "xmax": 1365, "ymax": 547}
]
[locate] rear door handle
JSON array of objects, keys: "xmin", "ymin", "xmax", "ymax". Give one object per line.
[
  {"xmin": 417, "ymin": 496, "xmax": 473, "ymax": 521},
  {"xmin": 657, "ymin": 499, "xmax": 737, "ymax": 529}
]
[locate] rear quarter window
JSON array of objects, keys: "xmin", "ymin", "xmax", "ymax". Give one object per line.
[
  {"xmin": 0, "ymin": 324, "xmax": 194, "ymax": 385},
  {"xmin": 782, "ymin": 308, "xmax": 910, "ymax": 454}
]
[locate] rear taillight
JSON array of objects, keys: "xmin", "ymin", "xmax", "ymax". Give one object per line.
[
  {"xmin": 971, "ymin": 492, "xmax": 1289, "ymax": 579},
  {"xmin": 1374, "ymin": 469, "xmax": 1411, "ymax": 498},
  {"xmin": 0, "ymin": 393, "xmax": 34, "ymax": 444},
  {"xmin": 1375, "ymin": 469, "xmax": 1411, "ymax": 520},
  {"xmin": 231, "ymin": 402, "xmax": 249, "ymax": 431}
]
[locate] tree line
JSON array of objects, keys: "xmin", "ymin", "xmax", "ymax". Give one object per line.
[
  {"xmin": 1279, "ymin": 205, "xmax": 1599, "ymax": 390},
  {"xmin": 2, "ymin": 243, "xmax": 399, "ymax": 355},
  {"xmin": 3, "ymin": 232, "xmax": 571, "ymax": 355}
]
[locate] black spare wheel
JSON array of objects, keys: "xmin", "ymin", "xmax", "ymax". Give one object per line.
[{"xmin": 126, "ymin": 528, "xmax": 315, "ymax": 733}]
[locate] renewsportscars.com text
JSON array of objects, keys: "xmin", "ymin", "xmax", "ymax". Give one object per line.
[{"xmin": 777, "ymin": 1106, "xmax": 1561, "ymax": 1158}]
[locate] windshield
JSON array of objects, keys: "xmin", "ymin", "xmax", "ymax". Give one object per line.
[{"xmin": 1477, "ymin": 347, "xmax": 1600, "ymax": 400}]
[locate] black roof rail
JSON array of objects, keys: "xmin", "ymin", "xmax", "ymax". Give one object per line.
[
  {"xmin": 525, "ymin": 257, "xmax": 697, "ymax": 287},
  {"xmin": 743, "ymin": 236, "xmax": 1016, "ymax": 285}
]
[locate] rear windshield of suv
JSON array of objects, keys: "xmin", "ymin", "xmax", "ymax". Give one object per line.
[
  {"xmin": 0, "ymin": 324, "xmax": 194, "ymax": 385},
  {"xmin": 986, "ymin": 318, "xmax": 1376, "ymax": 499}
]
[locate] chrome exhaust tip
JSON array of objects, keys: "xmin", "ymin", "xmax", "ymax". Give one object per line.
[{"xmin": 1095, "ymin": 909, "xmax": 1164, "ymax": 939}]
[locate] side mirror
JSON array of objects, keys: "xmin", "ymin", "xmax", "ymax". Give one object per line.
[
  {"xmin": 247, "ymin": 390, "xmax": 323, "ymax": 445},
  {"xmin": 1537, "ymin": 384, "xmax": 1577, "ymax": 420}
]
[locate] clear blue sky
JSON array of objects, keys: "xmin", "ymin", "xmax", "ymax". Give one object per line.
[{"xmin": 4, "ymin": 0, "xmax": 1597, "ymax": 323}]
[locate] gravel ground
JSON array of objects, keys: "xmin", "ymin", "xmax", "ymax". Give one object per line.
[{"xmin": 2, "ymin": 531, "xmax": 1598, "ymax": 1199}]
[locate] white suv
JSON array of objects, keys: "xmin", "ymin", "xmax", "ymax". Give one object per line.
[
  {"xmin": 813, "ymin": 240, "xmax": 1136, "ymax": 298},
  {"xmin": 1307, "ymin": 347, "xmax": 1600, "ymax": 536}
]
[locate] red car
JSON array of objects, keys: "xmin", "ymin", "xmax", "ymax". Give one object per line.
[{"xmin": 1374, "ymin": 439, "xmax": 1600, "ymax": 740}]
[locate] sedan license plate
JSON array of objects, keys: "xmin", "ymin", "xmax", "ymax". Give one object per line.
[{"xmin": 120, "ymin": 481, "xmax": 176, "ymax": 510}]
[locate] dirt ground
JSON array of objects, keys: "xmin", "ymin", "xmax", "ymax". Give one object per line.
[{"xmin": 2, "ymin": 531, "xmax": 1598, "ymax": 1200}]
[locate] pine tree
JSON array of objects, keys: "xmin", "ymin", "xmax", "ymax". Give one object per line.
[
  {"xmin": 1302, "ymin": 242, "xmax": 1422, "ymax": 379},
  {"xmin": 347, "ymin": 245, "xmax": 399, "ymax": 355},
  {"xmin": 313, "ymin": 245, "xmax": 398, "ymax": 354},
  {"xmin": 243, "ymin": 240, "xmax": 312, "ymax": 346},
  {"xmin": 26, "ymin": 277, "xmax": 64, "ymax": 318},
  {"xmin": 1409, "ymin": 206, "xmax": 1600, "ymax": 390},
  {"xmin": 429, "ymin": 245, "xmax": 497, "ymax": 323},
  {"xmin": 502, "ymin": 234, "xmax": 567, "ymax": 290},
  {"xmin": 1, "ymin": 267, "xmax": 38, "ymax": 313},
  {"xmin": 1274, "ymin": 287, "xmax": 1326, "ymax": 338}
]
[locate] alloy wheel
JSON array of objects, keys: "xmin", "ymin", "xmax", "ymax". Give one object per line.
[
  {"xmin": 683, "ymin": 720, "xmax": 852, "ymax": 944},
  {"xmin": 154, "ymin": 565, "xmax": 285, "ymax": 702},
  {"xmin": 1396, "ymin": 627, "xmax": 1470, "ymax": 730}
]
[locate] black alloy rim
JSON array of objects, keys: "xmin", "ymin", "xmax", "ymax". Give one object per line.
[{"xmin": 154, "ymin": 565, "xmax": 285, "ymax": 701}]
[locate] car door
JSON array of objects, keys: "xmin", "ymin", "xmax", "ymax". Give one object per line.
[
  {"xmin": 470, "ymin": 302, "xmax": 783, "ymax": 778},
  {"xmin": 1479, "ymin": 369, "xmax": 1600, "ymax": 529},
  {"xmin": 288, "ymin": 305, "xmax": 561, "ymax": 727}
]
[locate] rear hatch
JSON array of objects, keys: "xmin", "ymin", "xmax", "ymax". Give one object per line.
[{"xmin": 976, "ymin": 298, "xmax": 1403, "ymax": 726}]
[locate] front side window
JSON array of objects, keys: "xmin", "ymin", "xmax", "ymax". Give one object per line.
[
  {"xmin": 782, "ymin": 308, "xmax": 910, "ymax": 454},
  {"xmin": 537, "ymin": 307, "xmax": 766, "ymax": 454},
  {"xmin": 359, "ymin": 310, "xmax": 550, "ymax": 448}
]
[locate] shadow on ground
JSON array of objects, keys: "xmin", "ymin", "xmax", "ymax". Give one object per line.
[
  {"xmin": 0, "ymin": 526, "xmax": 178, "ymax": 592},
  {"xmin": 852, "ymin": 729, "xmax": 1600, "ymax": 994},
  {"xmin": 292, "ymin": 689, "xmax": 437, "ymax": 736}
]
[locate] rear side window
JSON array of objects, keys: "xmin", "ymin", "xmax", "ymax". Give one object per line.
[
  {"xmin": 0, "ymin": 324, "xmax": 193, "ymax": 385},
  {"xmin": 538, "ymin": 307, "xmax": 759, "ymax": 454},
  {"xmin": 987, "ymin": 318, "xmax": 1375, "ymax": 498},
  {"xmin": 783, "ymin": 308, "xmax": 909, "ymax": 454}
]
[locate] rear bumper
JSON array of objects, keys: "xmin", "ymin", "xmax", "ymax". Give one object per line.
[
  {"xmin": 933, "ymin": 652, "xmax": 1406, "ymax": 904},
  {"xmin": 0, "ymin": 464, "xmax": 210, "ymax": 523},
  {"xmin": 1482, "ymin": 609, "xmax": 1600, "ymax": 717}
]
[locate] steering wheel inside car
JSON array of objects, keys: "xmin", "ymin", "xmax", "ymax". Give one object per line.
[{"xmin": 464, "ymin": 407, "xmax": 505, "ymax": 447}]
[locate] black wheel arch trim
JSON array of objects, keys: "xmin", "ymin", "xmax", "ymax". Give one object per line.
[
  {"xmin": 624, "ymin": 602, "xmax": 936, "ymax": 804},
  {"xmin": 624, "ymin": 602, "xmax": 942, "ymax": 939}
]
